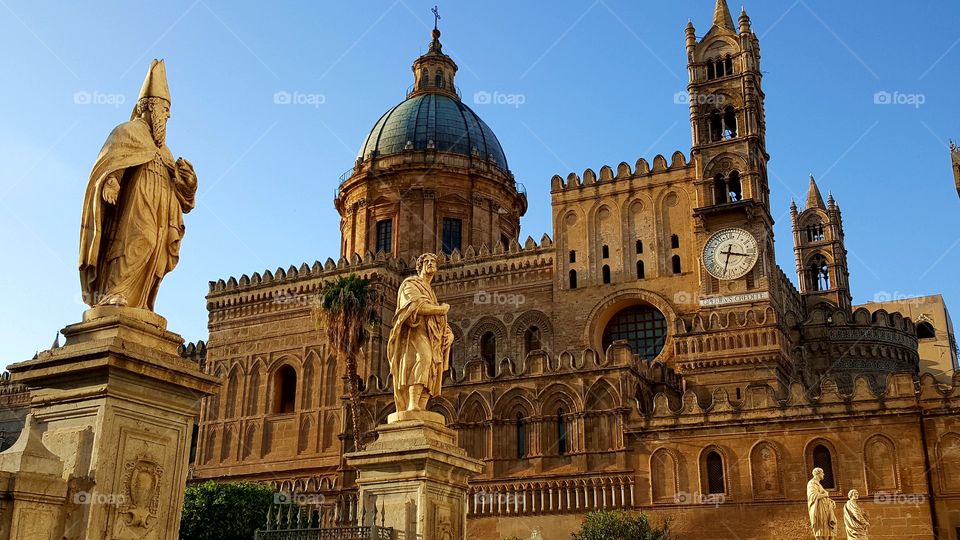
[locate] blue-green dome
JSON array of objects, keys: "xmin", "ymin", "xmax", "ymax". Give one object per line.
[{"xmin": 358, "ymin": 93, "xmax": 509, "ymax": 172}]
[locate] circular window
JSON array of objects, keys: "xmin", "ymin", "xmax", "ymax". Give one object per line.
[{"xmin": 602, "ymin": 305, "xmax": 667, "ymax": 360}]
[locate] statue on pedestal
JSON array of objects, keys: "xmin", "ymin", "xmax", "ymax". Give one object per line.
[
  {"xmin": 79, "ymin": 59, "xmax": 197, "ymax": 311},
  {"xmin": 386, "ymin": 253, "xmax": 453, "ymax": 414},
  {"xmin": 843, "ymin": 489, "xmax": 870, "ymax": 539},
  {"xmin": 807, "ymin": 467, "xmax": 838, "ymax": 539}
]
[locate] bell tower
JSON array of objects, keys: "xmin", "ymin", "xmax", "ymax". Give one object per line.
[
  {"xmin": 791, "ymin": 176, "xmax": 852, "ymax": 312},
  {"xmin": 688, "ymin": 1, "xmax": 774, "ymax": 298}
]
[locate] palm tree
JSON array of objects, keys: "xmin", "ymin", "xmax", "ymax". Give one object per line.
[{"xmin": 315, "ymin": 274, "xmax": 379, "ymax": 451}]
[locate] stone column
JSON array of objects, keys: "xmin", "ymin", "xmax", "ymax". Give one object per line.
[
  {"xmin": 6, "ymin": 307, "xmax": 219, "ymax": 540},
  {"xmin": 345, "ymin": 411, "xmax": 483, "ymax": 540}
]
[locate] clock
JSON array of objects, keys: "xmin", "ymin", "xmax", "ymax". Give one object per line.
[{"xmin": 702, "ymin": 228, "xmax": 759, "ymax": 280}]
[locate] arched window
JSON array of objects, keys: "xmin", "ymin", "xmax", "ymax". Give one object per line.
[
  {"xmin": 707, "ymin": 61, "xmax": 716, "ymax": 80},
  {"xmin": 636, "ymin": 260, "xmax": 645, "ymax": 280},
  {"xmin": 557, "ymin": 409, "xmax": 568, "ymax": 455},
  {"xmin": 724, "ymin": 56, "xmax": 734, "ymax": 76},
  {"xmin": 809, "ymin": 255, "xmax": 830, "ymax": 291},
  {"xmin": 805, "ymin": 221, "xmax": 825, "ymax": 242},
  {"xmin": 813, "ymin": 444, "xmax": 836, "ymax": 490},
  {"xmin": 602, "ymin": 245, "xmax": 609, "ymax": 259},
  {"xmin": 671, "ymin": 234, "xmax": 680, "ymax": 249},
  {"xmin": 723, "ymin": 106, "xmax": 738, "ymax": 139},
  {"xmin": 419, "ymin": 68, "xmax": 428, "ymax": 89},
  {"xmin": 706, "ymin": 451, "xmax": 726, "ymax": 494},
  {"xmin": 516, "ymin": 413, "xmax": 526, "ymax": 459},
  {"xmin": 714, "ymin": 173, "xmax": 728, "ymax": 204},
  {"xmin": 272, "ymin": 365, "xmax": 297, "ymax": 414},
  {"xmin": 917, "ymin": 322, "xmax": 936, "ymax": 339},
  {"xmin": 569, "ymin": 250, "xmax": 577, "ymax": 263},
  {"xmin": 524, "ymin": 326, "xmax": 542, "ymax": 355},
  {"xmin": 602, "ymin": 265, "xmax": 611, "ymax": 284},
  {"xmin": 636, "ymin": 240, "xmax": 643, "ymax": 254},
  {"xmin": 480, "ymin": 332, "xmax": 496, "ymax": 375},
  {"xmin": 709, "ymin": 109, "xmax": 723, "ymax": 141},
  {"xmin": 602, "ymin": 305, "xmax": 668, "ymax": 360},
  {"xmin": 569, "ymin": 269, "xmax": 578, "ymax": 289},
  {"xmin": 728, "ymin": 171, "xmax": 742, "ymax": 201},
  {"xmin": 672, "ymin": 255, "xmax": 682, "ymax": 275},
  {"xmin": 435, "ymin": 69, "xmax": 444, "ymax": 88}
]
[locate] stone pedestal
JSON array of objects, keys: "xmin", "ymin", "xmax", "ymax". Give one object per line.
[
  {"xmin": 5, "ymin": 307, "xmax": 219, "ymax": 540},
  {"xmin": 345, "ymin": 413, "xmax": 483, "ymax": 540}
]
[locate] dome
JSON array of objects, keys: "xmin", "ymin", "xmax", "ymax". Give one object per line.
[{"xmin": 357, "ymin": 93, "xmax": 509, "ymax": 172}]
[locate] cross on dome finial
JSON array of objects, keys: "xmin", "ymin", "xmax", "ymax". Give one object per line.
[{"xmin": 432, "ymin": 6, "xmax": 441, "ymax": 30}]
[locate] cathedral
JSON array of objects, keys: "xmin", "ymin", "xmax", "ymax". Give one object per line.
[{"xmin": 188, "ymin": 2, "xmax": 960, "ymax": 538}]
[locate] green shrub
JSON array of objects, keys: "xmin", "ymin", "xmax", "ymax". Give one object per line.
[
  {"xmin": 571, "ymin": 510, "xmax": 670, "ymax": 540},
  {"xmin": 179, "ymin": 481, "xmax": 276, "ymax": 540}
]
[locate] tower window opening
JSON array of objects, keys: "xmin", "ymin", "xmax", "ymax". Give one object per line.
[
  {"xmin": 602, "ymin": 265, "xmax": 611, "ymax": 284},
  {"xmin": 728, "ymin": 171, "xmax": 742, "ymax": 202},
  {"xmin": 724, "ymin": 56, "xmax": 734, "ymax": 76},
  {"xmin": 806, "ymin": 223, "xmax": 825, "ymax": 242},
  {"xmin": 714, "ymin": 174, "xmax": 728, "ymax": 204},
  {"xmin": 808, "ymin": 255, "xmax": 831, "ymax": 291},
  {"xmin": 516, "ymin": 413, "xmax": 526, "ymax": 458},
  {"xmin": 569, "ymin": 269, "xmax": 578, "ymax": 289},
  {"xmin": 723, "ymin": 106, "xmax": 738, "ymax": 139},
  {"xmin": 709, "ymin": 109, "xmax": 723, "ymax": 142},
  {"xmin": 524, "ymin": 326, "xmax": 542, "ymax": 355},
  {"xmin": 917, "ymin": 321, "xmax": 936, "ymax": 340},
  {"xmin": 272, "ymin": 365, "xmax": 297, "ymax": 415},
  {"xmin": 671, "ymin": 235, "xmax": 680, "ymax": 249},
  {"xmin": 636, "ymin": 240, "xmax": 643, "ymax": 254},
  {"xmin": 672, "ymin": 255, "xmax": 682, "ymax": 275},
  {"xmin": 419, "ymin": 68, "xmax": 428, "ymax": 89},
  {"xmin": 706, "ymin": 451, "xmax": 726, "ymax": 494},
  {"xmin": 569, "ymin": 250, "xmax": 577, "ymax": 263},
  {"xmin": 636, "ymin": 260, "xmax": 645, "ymax": 280},
  {"xmin": 435, "ymin": 69, "xmax": 444, "ymax": 88},
  {"xmin": 602, "ymin": 245, "xmax": 610, "ymax": 259}
]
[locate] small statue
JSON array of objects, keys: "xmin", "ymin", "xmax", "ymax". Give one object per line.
[
  {"xmin": 843, "ymin": 489, "xmax": 870, "ymax": 539},
  {"xmin": 79, "ymin": 59, "xmax": 197, "ymax": 311},
  {"xmin": 386, "ymin": 253, "xmax": 453, "ymax": 414},
  {"xmin": 807, "ymin": 467, "xmax": 838, "ymax": 539}
]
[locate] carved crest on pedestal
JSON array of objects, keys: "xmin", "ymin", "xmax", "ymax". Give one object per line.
[{"xmin": 117, "ymin": 453, "xmax": 164, "ymax": 535}]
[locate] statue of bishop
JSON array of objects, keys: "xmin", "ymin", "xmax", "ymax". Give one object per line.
[{"xmin": 79, "ymin": 59, "xmax": 197, "ymax": 311}]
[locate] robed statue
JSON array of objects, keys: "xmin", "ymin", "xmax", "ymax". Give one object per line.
[
  {"xmin": 386, "ymin": 253, "xmax": 454, "ymax": 413},
  {"xmin": 80, "ymin": 59, "xmax": 197, "ymax": 311},
  {"xmin": 843, "ymin": 489, "xmax": 870, "ymax": 540},
  {"xmin": 807, "ymin": 467, "xmax": 838, "ymax": 539}
]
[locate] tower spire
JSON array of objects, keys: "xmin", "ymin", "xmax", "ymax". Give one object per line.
[
  {"xmin": 806, "ymin": 175, "xmax": 825, "ymax": 209},
  {"xmin": 713, "ymin": 0, "xmax": 735, "ymax": 31}
]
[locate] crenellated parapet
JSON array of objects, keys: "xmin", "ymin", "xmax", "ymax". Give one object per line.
[
  {"xmin": 644, "ymin": 371, "xmax": 959, "ymax": 428},
  {"xmin": 550, "ymin": 152, "xmax": 693, "ymax": 192}
]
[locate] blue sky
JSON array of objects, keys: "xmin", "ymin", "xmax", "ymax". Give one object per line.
[{"xmin": 1, "ymin": 1, "xmax": 958, "ymax": 361}]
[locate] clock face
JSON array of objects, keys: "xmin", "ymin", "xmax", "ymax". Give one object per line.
[{"xmin": 702, "ymin": 228, "xmax": 759, "ymax": 280}]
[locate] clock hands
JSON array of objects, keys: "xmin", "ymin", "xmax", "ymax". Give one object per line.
[{"xmin": 720, "ymin": 244, "xmax": 749, "ymax": 276}]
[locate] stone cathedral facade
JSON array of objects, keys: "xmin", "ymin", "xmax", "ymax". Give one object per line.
[{"xmin": 191, "ymin": 2, "xmax": 960, "ymax": 538}]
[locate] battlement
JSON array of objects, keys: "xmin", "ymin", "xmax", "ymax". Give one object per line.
[
  {"xmin": 550, "ymin": 151, "xmax": 693, "ymax": 192},
  {"xmin": 649, "ymin": 371, "xmax": 959, "ymax": 425}
]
